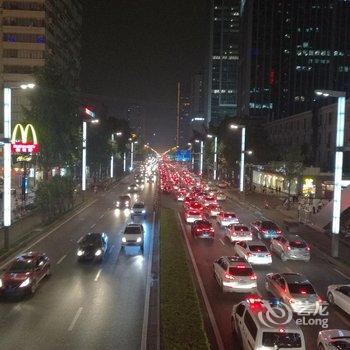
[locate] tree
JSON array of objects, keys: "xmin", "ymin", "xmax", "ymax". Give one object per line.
[{"xmin": 23, "ymin": 59, "xmax": 81, "ymax": 176}]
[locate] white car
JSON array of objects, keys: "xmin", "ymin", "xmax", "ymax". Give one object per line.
[
  {"xmin": 317, "ymin": 329, "xmax": 350, "ymax": 350},
  {"xmin": 201, "ymin": 195, "xmax": 217, "ymax": 207},
  {"xmin": 234, "ymin": 240, "xmax": 272, "ymax": 265},
  {"xmin": 213, "ymin": 256, "xmax": 257, "ymax": 293},
  {"xmin": 327, "ymin": 284, "xmax": 350, "ymax": 315},
  {"xmin": 225, "ymin": 224, "xmax": 253, "ymax": 243},
  {"xmin": 217, "ymin": 211, "xmax": 239, "ymax": 227},
  {"xmin": 184, "ymin": 209, "xmax": 203, "ymax": 224}
]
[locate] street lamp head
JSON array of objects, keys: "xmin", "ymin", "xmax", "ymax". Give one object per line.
[
  {"xmin": 128, "ymin": 137, "xmax": 132, "ymax": 141},
  {"xmin": 187, "ymin": 142, "xmax": 192, "ymax": 146},
  {"xmin": 207, "ymin": 134, "xmax": 213, "ymax": 139},
  {"xmin": 247, "ymin": 150, "xmax": 253, "ymax": 155},
  {"xmin": 91, "ymin": 119, "xmax": 99, "ymax": 124},
  {"xmin": 115, "ymin": 131, "xmax": 123, "ymax": 137},
  {"xmin": 195, "ymin": 139, "xmax": 200, "ymax": 143},
  {"xmin": 229, "ymin": 124, "xmax": 239, "ymax": 129},
  {"xmin": 20, "ymin": 83, "xmax": 36, "ymax": 90},
  {"xmin": 134, "ymin": 141, "xmax": 138, "ymax": 144},
  {"xmin": 315, "ymin": 91, "xmax": 323, "ymax": 96}
]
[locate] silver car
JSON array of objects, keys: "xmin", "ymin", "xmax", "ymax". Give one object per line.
[
  {"xmin": 131, "ymin": 202, "xmax": 146, "ymax": 217},
  {"xmin": 265, "ymin": 273, "xmax": 321, "ymax": 315},
  {"xmin": 270, "ymin": 235, "xmax": 310, "ymax": 262}
]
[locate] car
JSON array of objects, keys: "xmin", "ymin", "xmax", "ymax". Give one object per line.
[
  {"xmin": 225, "ymin": 224, "xmax": 253, "ymax": 243},
  {"xmin": 184, "ymin": 209, "xmax": 203, "ymax": 224},
  {"xmin": 188, "ymin": 201, "xmax": 204, "ymax": 212},
  {"xmin": 250, "ymin": 220, "xmax": 283, "ymax": 239},
  {"xmin": 0, "ymin": 252, "xmax": 50, "ymax": 297},
  {"xmin": 234, "ymin": 240, "xmax": 272, "ymax": 265},
  {"xmin": 176, "ymin": 190, "xmax": 187, "ymax": 202},
  {"xmin": 327, "ymin": 284, "xmax": 350, "ymax": 315},
  {"xmin": 216, "ymin": 191, "xmax": 226, "ymax": 201},
  {"xmin": 128, "ymin": 183, "xmax": 139, "ymax": 192},
  {"xmin": 147, "ymin": 175, "xmax": 155, "ymax": 183},
  {"xmin": 191, "ymin": 220, "xmax": 215, "ymax": 239},
  {"xmin": 270, "ymin": 234, "xmax": 310, "ymax": 262},
  {"xmin": 183, "ymin": 196, "xmax": 196, "ymax": 208},
  {"xmin": 213, "ymin": 256, "xmax": 257, "ymax": 292},
  {"xmin": 131, "ymin": 202, "xmax": 146, "ymax": 217},
  {"xmin": 201, "ymin": 195, "xmax": 217, "ymax": 207},
  {"xmin": 121, "ymin": 223, "xmax": 144, "ymax": 253},
  {"xmin": 231, "ymin": 297, "xmax": 306, "ymax": 350},
  {"xmin": 135, "ymin": 177, "xmax": 143, "ymax": 185},
  {"xmin": 265, "ymin": 273, "xmax": 321, "ymax": 315},
  {"xmin": 77, "ymin": 232, "xmax": 108, "ymax": 261},
  {"xmin": 317, "ymin": 329, "xmax": 350, "ymax": 350},
  {"xmin": 205, "ymin": 203, "xmax": 222, "ymax": 217},
  {"xmin": 116, "ymin": 195, "xmax": 131, "ymax": 209},
  {"xmin": 217, "ymin": 181, "xmax": 229, "ymax": 189},
  {"xmin": 217, "ymin": 211, "xmax": 239, "ymax": 227}
]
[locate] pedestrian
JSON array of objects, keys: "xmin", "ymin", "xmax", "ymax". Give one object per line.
[{"xmin": 317, "ymin": 200, "xmax": 323, "ymax": 212}]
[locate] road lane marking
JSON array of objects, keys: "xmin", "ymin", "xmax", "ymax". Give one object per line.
[
  {"xmin": 56, "ymin": 255, "xmax": 67, "ymax": 265},
  {"xmin": 141, "ymin": 211, "xmax": 156, "ymax": 350},
  {"xmin": 94, "ymin": 269, "xmax": 102, "ymax": 282},
  {"xmin": 90, "ymin": 223, "xmax": 96, "ymax": 229},
  {"xmin": 77, "ymin": 236, "xmax": 83, "ymax": 243},
  {"xmin": 334, "ymin": 268, "xmax": 350, "ymax": 280},
  {"xmin": 177, "ymin": 213, "xmax": 225, "ymax": 350},
  {"xmin": 99, "ymin": 213, "xmax": 105, "ymax": 219},
  {"xmin": 0, "ymin": 199, "xmax": 98, "ymax": 270},
  {"xmin": 335, "ymin": 310, "xmax": 350, "ymax": 328},
  {"xmin": 219, "ymin": 238, "xmax": 225, "ymax": 246},
  {"xmin": 68, "ymin": 307, "xmax": 83, "ymax": 331}
]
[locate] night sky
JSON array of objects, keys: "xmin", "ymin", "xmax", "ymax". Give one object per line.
[{"xmin": 81, "ymin": 0, "xmax": 209, "ymax": 149}]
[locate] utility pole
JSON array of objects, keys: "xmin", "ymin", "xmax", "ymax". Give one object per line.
[{"xmin": 176, "ymin": 82, "xmax": 180, "ymax": 147}]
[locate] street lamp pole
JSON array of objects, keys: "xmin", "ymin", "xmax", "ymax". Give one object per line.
[
  {"xmin": 130, "ymin": 141, "xmax": 134, "ymax": 171},
  {"xmin": 230, "ymin": 124, "xmax": 246, "ymax": 193},
  {"xmin": 315, "ymin": 90, "xmax": 346, "ymax": 258},
  {"xmin": 199, "ymin": 140, "xmax": 204, "ymax": 176},
  {"xmin": 82, "ymin": 121, "xmax": 87, "ymax": 192},
  {"xmin": 123, "ymin": 152, "xmax": 127, "ymax": 172},
  {"xmin": 110, "ymin": 134, "xmax": 114, "ymax": 179},
  {"xmin": 207, "ymin": 134, "xmax": 218, "ymax": 181}
]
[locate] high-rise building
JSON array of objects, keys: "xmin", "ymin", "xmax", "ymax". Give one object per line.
[
  {"xmin": 206, "ymin": 0, "xmax": 240, "ymax": 127},
  {"xmin": 239, "ymin": 0, "xmax": 350, "ymax": 122},
  {"xmin": 179, "ymin": 94, "xmax": 191, "ymax": 147},
  {"xmin": 0, "ymin": 0, "xmax": 82, "ymax": 123}
]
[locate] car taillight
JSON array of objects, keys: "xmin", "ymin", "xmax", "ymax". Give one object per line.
[
  {"xmin": 225, "ymin": 273, "xmax": 235, "ymax": 280},
  {"xmin": 250, "ymin": 274, "xmax": 257, "ymax": 280},
  {"xmin": 277, "ymin": 230, "xmax": 282, "ymax": 234},
  {"xmin": 267, "ymin": 253, "xmax": 272, "ymax": 256},
  {"xmin": 262, "ymin": 229, "xmax": 268, "ymax": 233},
  {"xmin": 246, "ymin": 252, "xmax": 252, "ymax": 256},
  {"xmin": 306, "ymin": 246, "xmax": 311, "ymax": 251},
  {"xmin": 236, "ymin": 264, "xmax": 246, "ymax": 268},
  {"xmin": 287, "ymin": 246, "xmax": 291, "ymax": 251},
  {"xmin": 288, "ymin": 298, "xmax": 295, "ymax": 304},
  {"xmin": 300, "ymin": 289, "xmax": 307, "ymax": 295}
]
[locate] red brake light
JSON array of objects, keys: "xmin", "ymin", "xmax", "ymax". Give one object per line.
[
  {"xmin": 236, "ymin": 264, "xmax": 246, "ymax": 269},
  {"xmin": 300, "ymin": 289, "xmax": 307, "ymax": 295},
  {"xmin": 287, "ymin": 246, "xmax": 291, "ymax": 251},
  {"xmin": 247, "ymin": 296, "xmax": 261, "ymax": 304},
  {"xmin": 306, "ymin": 246, "xmax": 310, "ymax": 251},
  {"xmin": 279, "ymin": 328, "xmax": 285, "ymax": 333},
  {"xmin": 250, "ymin": 274, "xmax": 257, "ymax": 280}
]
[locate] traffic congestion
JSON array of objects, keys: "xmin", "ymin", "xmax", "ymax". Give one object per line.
[{"xmin": 159, "ymin": 160, "xmax": 350, "ymax": 350}]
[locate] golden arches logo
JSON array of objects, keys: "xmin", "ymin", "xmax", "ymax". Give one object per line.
[{"xmin": 11, "ymin": 123, "xmax": 39, "ymax": 154}]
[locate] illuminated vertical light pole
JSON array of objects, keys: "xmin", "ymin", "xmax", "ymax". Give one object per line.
[
  {"xmin": 199, "ymin": 140, "xmax": 204, "ymax": 176},
  {"xmin": 207, "ymin": 134, "xmax": 218, "ymax": 181},
  {"xmin": 315, "ymin": 90, "xmax": 346, "ymax": 258},
  {"xmin": 130, "ymin": 141, "xmax": 134, "ymax": 171},
  {"xmin": 3, "ymin": 87, "xmax": 11, "ymax": 249},
  {"xmin": 123, "ymin": 152, "xmax": 127, "ymax": 172},
  {"xmin": 240, "ymin": 127, "xmax": 246, "ymax": 193},
  {"xmin": 230, "ymin": 124, "xmax": 246, "ymax": 193},
  {"xmin": 82, "ymin": 121, "xmax": 87, "ymax": 192}
]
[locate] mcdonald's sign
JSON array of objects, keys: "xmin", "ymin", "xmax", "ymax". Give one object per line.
[{"xmin": 11, "ymin": 124, "xmax": 39, "ymax": 154}]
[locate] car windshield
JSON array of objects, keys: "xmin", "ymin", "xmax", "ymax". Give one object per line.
[
  {"xmin": 262, "ymin": 332, "xmax": 302, "ymax": 348},
  {"xmin": 124, "ymin": 226, "xmax": 142, "ymax": 235},
  {"xmin": 234, "ymin": 225, "xmax": 249, "ymax": 231},
  {"xmin": 9, "ymin": 259, "xmax": 34, "ymax": 273},
  {"xmin": 288, "ymin": 283, "xmax": 315, "ymax": 295},
  {"xmin": 224, "ymin": 213, "xmax": 236, "ymax": 218},
  {"xmin": 331, "ymin": 340, "xmax": 350, "ymax": 350},
  {"xmin": 262, "ymin": 221, "xmax": 278, "ymax": 229},
  {"xmin": 134, "ymin": 203, "xmax": 144, "ymax": 208},
  {"xmin": 290, "ymin": 240, "xmax": 307, "ymax": 249},
  {"xmin": 229, "ymin": 267, "xmax": 253, "ymax": 276},
  {"xmin": 82, "ymin": 234, "xmax": 101, "ymax": 244},
  {"xmin": 120, "ymin": 196, "xmax": 129, "ymax": 201},
  {"xmin": 249, "ymin": 245, "xmax": 268, "ymax": 252}
]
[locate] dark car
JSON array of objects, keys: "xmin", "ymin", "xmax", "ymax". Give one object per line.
[
  {"xmin": 0, "ymin": 252, "xmax": 51, "ymax": 297},
  {"xmin": 191, "ymin": 220, "xmax": 215, "ymax": 239},
  {"xmin": 77, "ymin": 232, "xmax": 108, "ymax": 261},
  {"xmin": 116, "ymin": 195, "xmax": 131, "ymax": 209},
  {"xmin": 250, "ymin": 220, "xmax": 282, "ymax": 239}
]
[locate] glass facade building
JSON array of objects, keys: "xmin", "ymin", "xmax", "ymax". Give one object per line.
[{"xmin": 206, "ymin": 0, "xmax": 240, "ymax": 127}]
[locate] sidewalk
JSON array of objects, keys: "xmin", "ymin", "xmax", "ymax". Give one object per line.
[{"xmin": 227, "ymin": 188, "xmax": 350, "ymax": 275}]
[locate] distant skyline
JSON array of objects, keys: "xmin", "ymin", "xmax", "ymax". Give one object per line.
[{"xmin": 81, "ymin": 0, "xmax": 209, "ymax": 148}]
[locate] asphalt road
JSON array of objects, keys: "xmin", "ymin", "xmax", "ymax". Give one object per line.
[
  {"xmin": 163, "ymin": 191, "xmax": 350, "ymax": 350},
  {"xmin": 0, "ymin": 175, "xmax": 157, "ymax": 350}
]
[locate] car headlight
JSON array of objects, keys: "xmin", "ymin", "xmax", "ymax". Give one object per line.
[
  {"xmin": 136, "ymin": 237, "xmax": 142, "ymax": 243},
  {"xmin": 95, "ymin": 249, "xmax": 102, "ymax": 256},
  {"xmin": 116, "ymin": 201, "xmax": 120, "ymax": 206},
  {"xmin": 128, "ymin": 187, "xmax": 131, "ymax": 190},
  {"xmin": 142, "ymin": 209, "xmax": 146, "ymax": 213},
  {"xmin": 122, "ymin": 237, "xmax": 127, "ymax": 243},
  {"xmin": 19, "ymin": 278, "xmax": 31, "ymax": 288},
  {"xmin": 77, "ymin": 249, "xmax": 84, "ymax": 256},
  {"xmin": 131, "ymin": 209, "xmax": 134, "ymax": 213}
]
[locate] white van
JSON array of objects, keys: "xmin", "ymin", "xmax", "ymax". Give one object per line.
[{"xmin": 231, "ymin": 297, "xmax": 306, "ymax": 350}]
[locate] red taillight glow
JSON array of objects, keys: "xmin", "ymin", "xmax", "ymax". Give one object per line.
[
  {"xmin": 250, "ymin": 274, "xmax": 257, "ymax": 280},
  {"xmin": 236, "ymin": 264, "xmax": 246, "ymax": 268},
  {"xmin": 300, "ymin": 290, "xmax": 307, "ymax": 295},
  {"xmin": 306, "ymin": 246, "xmax": 311, "ymax": 251},
  {"xmin": 287, "ymin": 246, "xmax": 291, "ymax": 251},
  {"xmin": 247, "ymin": 296, "xmax": 261, "ymax": 304},
  {"xmin": 279, "ymin": 328, "xmax": 285, "ymax": 333}
]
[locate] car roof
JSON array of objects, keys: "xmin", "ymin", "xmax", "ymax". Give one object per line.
[
  {"xmin": 119, "ymin": 195, "xmax": 130, "ymax": 199},
  {"xmin": 133, "ymin": 201, "xmax": 145, "ymax": 205},
  {"xmin": 285, "ymin": 234, "xmax": 305, "ymax": 242},
  {"xmin": 281, "ymin": 273, "xmax": 308, "ymax": 284},
  {"xmin": 126, "ymin": 223, "xmax": 143, "ymax": 228},
  {"xmin": 224, "ymin": 256, "xmax": 248, "ymax": 265},
  {"xmin": 246, "ymin": 240, "xmax": 267, "ymax": 246}
]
